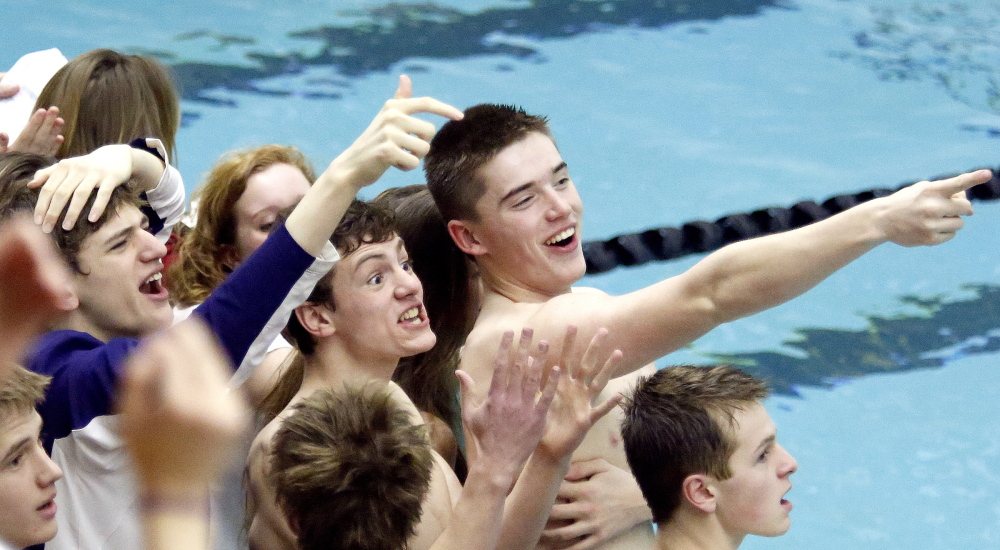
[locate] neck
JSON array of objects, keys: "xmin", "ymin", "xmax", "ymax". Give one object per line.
[
  {"xmin": 477, "ymin": 261, "xmax": 571, "ymax": 305},
  {"xmin": 56, "ymin": 312, "xmax": 123, "ymax": 343},
  {"xmin": 655, "ymin": 511, "xmax": 743, "ymax": 550},
  {"xmin": 298, "ymin": 340, "xmax": 399, "ymax": 398}
]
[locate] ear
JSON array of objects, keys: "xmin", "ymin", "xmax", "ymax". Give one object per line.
[
  {"xmin": 294, "ymin": 303, "xmax": 336, "ymax": 338},
  {"xmin": 219, "ymin": 244, "xmax": 240, "ymax": 272},
  {"xmin": 58, "ymin": 278, "xmax": 79, "ymax": 311},
  {"xmin": 682, "ymin": 474, "xmax": 718, "ymax": 514},
  {"xmin": 447, "ymin": 219, "xmax": 487, "ymax": 256}
]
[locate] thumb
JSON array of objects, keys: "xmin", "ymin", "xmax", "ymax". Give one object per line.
[
  {"xmin": 394, "ymin": 74, "xmax": 413, "ymax": 100},
  {"xmin": 564, "ymin": 457, "xmax": 608, "ymax": 481}
]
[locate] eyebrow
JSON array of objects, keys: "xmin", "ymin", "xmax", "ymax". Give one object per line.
[
  {"xmin": 754, "ymin": 434, "xmax": 777, "ymax": 454},
  {"xmin": 498, "ymin": 162, "xmax": 570, "ymax": 206},
  {"xmin": 102, "ymin": 225, "xmax": 135, "ymax": 248},
  {"xmin": 0, "ymin": 436, "xmax": 31, "ymax": 465}
]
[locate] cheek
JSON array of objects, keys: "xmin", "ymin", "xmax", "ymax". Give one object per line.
[{"xmin": 235, "ymin": 226, "xmax": 268, "ymax": 260}]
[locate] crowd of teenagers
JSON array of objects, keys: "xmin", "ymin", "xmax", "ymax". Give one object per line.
[{"xmin": 0, "ymin": 48, "xmax": 989, "ymax": 550}]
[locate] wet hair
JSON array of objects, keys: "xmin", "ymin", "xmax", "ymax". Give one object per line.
[
  {"xmin": 621, "ymin": 365, "xmax": 769, "ymax": 524},
  {"xmin": 0, "ymin": 365, "xmax": 50, "ymax": 418},
  {"xmin": 270, "ymin": 385, "xmax": 433, "ymax": 550},
  {"xmin": 373, "ymin": 185, "xmax": 477, "ymax": 441},
  {"xmin": 425, "ymin": 104, "xmax": 552, "ymax": 222},
  {"xmin": 34, "ymin": 49, "xmax": 180, "ymax": 160},
  {"xmin": 0, "ymin": 152, "xmax": 142, "ymax": 273},
  {"xmin": 259, "ymin": 200, "xmax": 397, "ymax": 419},
  {"xmin": 168, "ymin": 145, "xmax": 316, "ymax": 307}
]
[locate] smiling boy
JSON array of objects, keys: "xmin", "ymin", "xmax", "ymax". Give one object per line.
[
  {"xmin": 0, "ymin": 366, "xmax": 62, "ymax": 550},
  {"xmin": 621, "ymin": 365, "xmax": 797, "ymax": 550},
  {"xmin": 423, "ymin": 104, "xmax": 989, "ymax": 549},
  {"xmin": 0, "ymin": 76, "xmax": 463, "ymax": 550}
]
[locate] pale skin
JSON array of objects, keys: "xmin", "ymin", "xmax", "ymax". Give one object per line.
[
  {"xmin": 0, "ymin": 71, "xmax": 64, "ymax": 156},
  {"xmin": 654, "ymin": 403, "xmax": 798, "ymax": 550},
  {"xmin": 448, "ymin": 130, "xmax": 990, "ymax": 549},
  {"xmin": 118, "ymin": 318, "xmax": 250, "ymax": 550}
]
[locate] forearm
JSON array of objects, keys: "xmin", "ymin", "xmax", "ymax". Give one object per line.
[
  {"xmin": 128, "ymin": 147, "xmax": 167, "ymax": 192},
  {"xmin": 138, "ymin": 491, "xmax": 211, "ymax": 550},
  {"xmin": 283, "ymin": 157, "xmax": 364, "ymax": 257},
  {"xmin": 687, "ymin": 197, "xmax": 886, "ymax": 323},
  {"xmin": 497, "ymin": 451, "xmax": 572, "ymax": 550},
  {"xmin": 428, "ymin": 463, "xmax": 510, "ymax": 550}
]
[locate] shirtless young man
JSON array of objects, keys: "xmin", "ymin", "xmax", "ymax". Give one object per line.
[
  {"xmin": 0, "ymin": 76, "xmax": 462, "ymax": 550},
  {"xmin": 423, "ymin": 104, "xmax": 990, "ymax": 550},
  {"xmin": 247, "ymin": 199, "xmax": 622, "ymax": 550},
  {"xmin": 621, "ymin": 366, "xmax": 797, "ymax": 550}
]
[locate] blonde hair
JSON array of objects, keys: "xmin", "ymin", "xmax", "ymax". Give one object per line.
[{"xmin": 35, "ymin": 49, "xmax": 180, "ymax": 160}]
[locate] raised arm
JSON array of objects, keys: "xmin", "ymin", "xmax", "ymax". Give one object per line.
[
  {"xmin": 539, "ymin": 169, "xmax": 991, "ymax": 376},
  {"xmin": 284, "ymin": 75, "xmax": 463, "ymax": 256}
]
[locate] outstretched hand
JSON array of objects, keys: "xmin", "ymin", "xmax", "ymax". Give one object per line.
[
  {"xmin": 459, "ymin": 328, "xmax": 560, "ymax": 480},
  {"xmin": 537, "ymin": 326, "xmax": 623, "ymax": 461},
  {"xmin": 28, "ymin": 144, "xmax": 137, "ymax": 232},
  {"xmin": 0, "ymin": 106, "xmax": 64, "ymax": 156},
  {"xmin": 327, "ymin": 74, "xmax": 463, "ymax": 191},
  {"xmin": 877, "ymin": 169, "xmax": 990, "ymax": 247},
  {"xmin": 0, "ymin": 216, "xmax": 72, "ymax": 376}
]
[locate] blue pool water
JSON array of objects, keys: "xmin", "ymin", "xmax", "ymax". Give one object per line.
[{"xmin": 3, "ymin": 1, "xmax": 999, "ymax": 548}]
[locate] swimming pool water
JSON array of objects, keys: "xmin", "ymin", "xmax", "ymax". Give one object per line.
[{"xmin": 3, "ymin": 1, "xmax": 999, "ymax": 548}]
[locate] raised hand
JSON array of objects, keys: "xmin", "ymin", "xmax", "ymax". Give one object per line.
[
  {"xmin": 458, "ymin": 328, "xmax": 560, "ymax": 479},
  {"xmin": 2, "ymin": 106, "xmax": 64, "ymax": 156},
  {"xmin": 327, "ymin": 74, "xmax": 463, "ymax": 191},
  {"xmin": 876, "ymin": 169, "xmax": 990, "ymax": 247},
  {"xmin": 537, "ymin": 326, "xmax": 623, "ymax": 460},
  {"xmin": 29, "ymin": 144, "xmax": 140, "ymax": 232},
  {"xmin": 0, "ymin": 71, "xmax": 17, "ymax": 99},
  {"xmin": 0, "ymin": 216, "xmax": 72, "ymax": 375},
  {"xmin": 117, "ymin": 318, "xmax": 249, "ymax": 500}
]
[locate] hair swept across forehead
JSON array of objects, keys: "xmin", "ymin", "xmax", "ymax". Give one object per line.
[
  {"xmin": 425, "ymin": 103, "xmax": 552, "ymax": 222},
  {"xmin": 0, "ymin": 152, "xmax": 142, "ymax": 273},
  {"xmin": 0, "ymin": 365, "xmax": 50, "ymax": 417},
  {"xmin": 621, "ymin": 365, "xmax": 769, "ymax": 524},
  {"xmin": 269, "ymin": 385, "xmax": 433, "ymax": 550}
]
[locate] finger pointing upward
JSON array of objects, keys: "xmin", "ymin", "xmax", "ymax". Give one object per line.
[{"xmin": 930, "ymin": 169, "xmax": 992, "ymax": 197}]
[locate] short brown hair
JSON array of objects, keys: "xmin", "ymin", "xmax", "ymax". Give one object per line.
[
  {"xmin": 259, "ymin": 200, "xmax": 398, "ymax": 419},
  {"xmin": 35, "ymin": 49, "xmax": 180, "ymax": 160},
  {"xmin": 425, "ymin": 104, "xmax": 552, "ymax": 222},
  {"xmin": 0, "ymin": 152, "xmax": 142, "ymax": 272},
  {"xmin": 270, "ymin": 385, "xmax": 433, "ymax": 550},
  {"xmin": 168, "ymin": 145, "xmax": 315, "ymax": 307},
  {"xmin": 0, "ymin": 365, "xmax": 50, "ymax": 418},
  {"xmin": 621, "ymin": 365, "xmax": 769, "ymax": 524}
]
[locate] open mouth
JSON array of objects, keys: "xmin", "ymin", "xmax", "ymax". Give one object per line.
[
  {"xmin": 545, "ymin": 227, "xmax": 576, "ymax": 247},
  {"xmin": 37, "ymin": 498, "xmax": 57, "ymax": 519},
  {"xmin": 398, "ymin": 306, "xmax": 424, "ymax": 325},
  {"xmin": 139, "ymin": 272, "xmax": 164, "ymax": 295}
]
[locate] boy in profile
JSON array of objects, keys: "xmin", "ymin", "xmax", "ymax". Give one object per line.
[{"xmin": 621, "ymin": 365, "xmax": 797, "ymax": 550}]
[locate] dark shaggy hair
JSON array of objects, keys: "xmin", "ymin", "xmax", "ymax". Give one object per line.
[
  {"xmin": 424, "ymin": 103, "xmax": 552, "ymax": 222},
  {"xmin": 259, "ymin": 199, "xmax": 398, "ymax": 419},
  {"xmin": 621, "ymin": 365, "xmax": 769, "ymax": 524},
  {"xmin": 0, "ymin": 152, "xmax": 142, "ymax": 273},
  {"xmin": 270, "ymin": 385, "xmax": 433, "ymax": 550}
]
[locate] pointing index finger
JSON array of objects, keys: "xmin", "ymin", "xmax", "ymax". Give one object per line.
[{"xmin": 930, "ymin": 169, "xmax": 992, "ymax": 196}]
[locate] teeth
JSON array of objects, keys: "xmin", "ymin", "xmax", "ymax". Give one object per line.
[
  {"xmin": 399, "ymin": 307, "xmax": 420, "ymax": 322},
  {"xmin": 545, "ymin": 227, "xmax": 575, "ymax": 245},
  {"xmin": 145, "ymin": 272, "xmax": 162, "ymax": 284}
]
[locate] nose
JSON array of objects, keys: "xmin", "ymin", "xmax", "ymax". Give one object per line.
[
  {"xmin": 543, "ymin": 187, "xmax": 572, "ymax": 221},
  {"xmin": 776, "ymin": 444, "xmax": 798, "ymax": 477},
  {"xmin": 393, "ymin": 265, "xmax": 423, "ymax": 300},
  {"xmin": 138, "ymin": 229, "xmax": 168, "ymax": 262},
  {"xmin": 35, "ymin": 446, "xmax": 64, "ymax": 486}
]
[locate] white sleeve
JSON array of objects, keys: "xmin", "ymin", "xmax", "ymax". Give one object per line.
[{"xmin": 145, "ymin": 163, "xmax": 186, "ymax": 243}]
